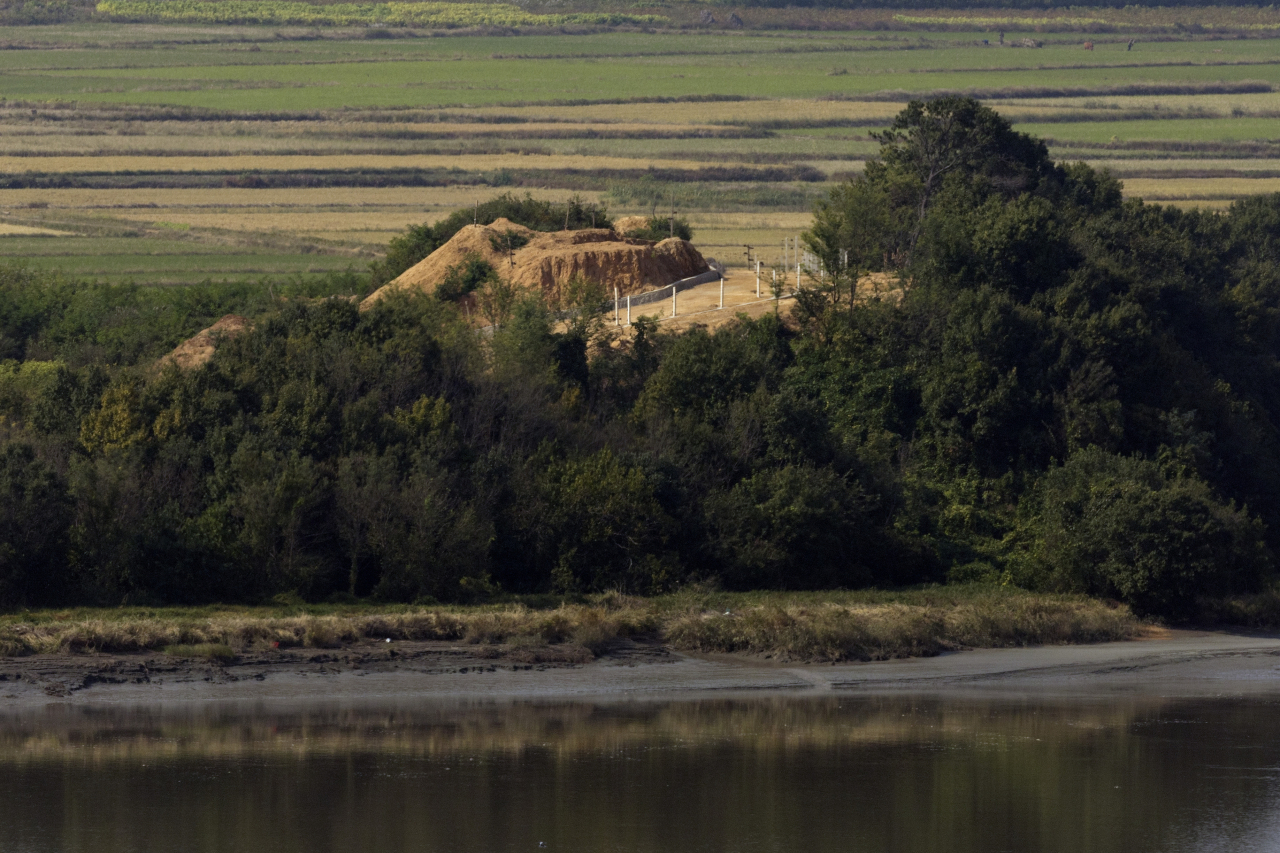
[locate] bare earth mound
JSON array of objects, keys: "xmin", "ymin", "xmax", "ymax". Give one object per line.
[
  {"xmin": 612, "ymin": 215, "xmax": 651, "ymax": 235},
  {"xmin": 363, "ymin": 218, "xmax": 710, "ymax": 307},
  {"xmin": 158, "ymin": 314, "xmax": 251, "ymax": 370}
]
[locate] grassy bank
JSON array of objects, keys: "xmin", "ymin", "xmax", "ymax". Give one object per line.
[{"xmin": 0, "ymin": 587, "xmax": 1141, "ymax": 663}]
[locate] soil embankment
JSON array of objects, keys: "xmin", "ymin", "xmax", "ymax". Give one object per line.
[
  {"xmin": 157, "ymin": 314, "xmax": 251, "ymax": 370},
  {"xmin": 362, "ymin": 218, "xmax": 709, "ymax": 307}
]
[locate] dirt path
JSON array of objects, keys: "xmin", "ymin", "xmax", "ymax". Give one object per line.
[
  {"xmin": 2, "ymin": 632, "xmax": 1279, "ymax": 709},
  {"xmin": 606, "ymin": 269, "xmax": 901, "ymax": 334},
  {"xmin": 611, "ymin": 269, "xmax": 792, "ymax": 334}
]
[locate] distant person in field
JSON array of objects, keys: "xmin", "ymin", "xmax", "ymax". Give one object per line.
[
  {"xmin": 1128, "ymin": 39, "xmax": 1135, "ymax": 51},
  {"xmin": 999, "ymin": 31, "xmax": 1004, "ymax": 44}
]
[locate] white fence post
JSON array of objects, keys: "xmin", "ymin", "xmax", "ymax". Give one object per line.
[
  {"xmin": 719, "ymin": 276, "xmax": 724, "ymax": 309},
  {"xmin": 755, "ymin": 259, "xmax": 761, "ymax": 298},
  {"xmin": 671, "ymin": 284, "xmax": 677, "ymax": 318},
  {"xmin": 626, "ymin": 294, "xmax": 631, "ymax": 326},
  {"xmin": 614, "ymin": 286, "xmax": 619, "ymax": 325}
]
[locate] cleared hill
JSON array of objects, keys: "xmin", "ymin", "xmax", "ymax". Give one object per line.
[{"xmin": 362, "ymin": 218, "xmax": 710, "ymax": 308}]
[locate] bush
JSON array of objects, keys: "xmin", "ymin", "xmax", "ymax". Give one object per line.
[
  {"xmin": 706, "ymin": 465, "xmax": 878, "ymax": 589},
  {"xmin": 543, "ymin": 450, "xmax": 678, "ymax": 595},
  {"xmin": 435, "ymin": 255, "xmax": 496, "ymax": 303},
  {"xmin": 1037, "ymin": 448, "xmax": 1270, "ymax": 619},
  {"xmin": 0, "ymin": 443, "xmax": 71, "ymax": 607},
  {"xmin": 621, "ymin": 215, "xmax": 694, "ymax": 242}
]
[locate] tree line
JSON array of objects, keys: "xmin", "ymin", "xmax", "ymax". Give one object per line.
[{"xmin": 2, "ymin": 98, "xmax": 1279, "ymax": 618}]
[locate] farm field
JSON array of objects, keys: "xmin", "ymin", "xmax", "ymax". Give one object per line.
[{"xmin": 4, "ymin": 11, "xmax": 1280, "ymax": 283}]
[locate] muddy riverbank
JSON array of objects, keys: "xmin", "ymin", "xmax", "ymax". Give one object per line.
[{"xmin": 0, "ymin": 631, "xmax": 1277, "ymax": 708}]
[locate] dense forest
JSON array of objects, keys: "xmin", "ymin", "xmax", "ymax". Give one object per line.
[{"xmin": 2, "ymin": 97, "xmax": 1279, "ymax": 619}]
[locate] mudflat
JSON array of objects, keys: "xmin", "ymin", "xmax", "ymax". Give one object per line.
[{"xmin": 0, "ymin": 631, "xmax": 1278, "ymax": 708}]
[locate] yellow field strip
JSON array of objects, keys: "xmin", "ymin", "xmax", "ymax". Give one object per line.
[
  {"xmin": 106, "ymin": 210, "xmax": 438, "ymax": 232},
  {"xmin": 0, "ymin": 223, "xmax": 73, "ymax": 236},
  {"xmin": 1123, "ymin": 177, "xmax": 1280, "ymax": 198},
  {"xmin": 0, "ymin": 138, "xmax": 397, "ymax": 156},
  {"xmin": 1098, "ymin": 159, "xmax": 1280, "ymax": 173},
  {"xmin": 992, "ymin": 92, "xmax": 1280, "ymax": 112},
  {"xmin": 465, "ymin": 100, "xmax": 909, "ymax": 124},
  {"xmin": 331, "ymin": 121, "xmax": 730, "ymax": 134},
  {"xmin": 0, "ymin": 153, "xmax": 720, "ymax": 174},
  {"xmin": 0, "ymin": 186, "xmax": 602, "ymax": 209},
  {"xmin": 692, "ymin": 212, "xmax": 814, "ymax": 229}
]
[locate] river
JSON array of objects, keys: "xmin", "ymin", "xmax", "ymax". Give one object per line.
[{"xmin": 2, "ymin": 694, "xmax": 1278, "ymax": 852}]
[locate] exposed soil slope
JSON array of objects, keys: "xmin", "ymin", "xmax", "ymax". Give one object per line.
[
  {"xmin": 158, "ymin": 314, "xmax": 251, "ymax": 370},
  {"xmin": 363, "ymin": 218, "xmax": 709, "ymax": 307}
]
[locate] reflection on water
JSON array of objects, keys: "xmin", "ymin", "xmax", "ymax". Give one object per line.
[{"xmin": 2, "ymin": 695, "xmax": 1278, "ymax": 853}]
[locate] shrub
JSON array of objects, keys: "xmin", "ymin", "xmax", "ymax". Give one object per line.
[
  {"xmin": 435, "ymin": 255, "xmax": 496, "ymax": 303},
  {"xmin": 1037, "ymin": 448, "xmax": 1270, "ymax": 619},
  {"xmin": 621, "ymin": 215, "xmax": 694, "ymax": 242},
  {"xmin": 0, "ymin": 443, "xmax": 71, "ymax": 607}
]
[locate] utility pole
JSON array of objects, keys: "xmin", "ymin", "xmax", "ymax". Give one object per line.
[{"xmin": 795, "ymin": 234, "xmax": 801, "ymax": 289}]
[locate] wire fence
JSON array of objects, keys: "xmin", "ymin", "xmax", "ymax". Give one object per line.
[{"xmin": 617, "ymin": 267, "xmax": 722, "ymax": 310}]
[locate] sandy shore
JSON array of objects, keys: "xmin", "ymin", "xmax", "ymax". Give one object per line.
[{"xmin": 0, "ymin": 630, "xmax": 1278, "ymax": 709}]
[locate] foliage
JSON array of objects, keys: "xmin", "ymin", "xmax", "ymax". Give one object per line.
[
  {"xmin": 435, "ymin": 254, "xmax": 497, "ymax": 304},
  {"xmin": 0, "ymin": 443, "xmax": 71, "ymax": 607},
  {"xmin": 0, "ymin": 264, "xmax": 364, "ymax": 367},
  {"xmin": 1036, "ymin": 449, "xmax": 1269, "ymax": 619},
  {"xmin": 621, "ymin": 215, "xmax": 694, "ymax": 242},
  {"xmin": 4, "ymin": 104, "xmax": 1280, "ymax": 622},
  {"xmin": 0, "ymin": 0, "xmax": 92, "ymax": 22}
]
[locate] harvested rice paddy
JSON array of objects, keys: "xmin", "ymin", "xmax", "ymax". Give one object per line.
[{"xmin": 3, "ymin": 12, "xmax": 1280, "ymax": 283}]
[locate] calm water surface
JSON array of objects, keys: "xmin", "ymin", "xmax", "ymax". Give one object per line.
[{"xmin": 3, "ymin": 695, "xmax": 1279, "ymax": 853}]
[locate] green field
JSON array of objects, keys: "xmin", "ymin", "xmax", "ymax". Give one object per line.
[
  {"xmin": 9, "ymin": 240, "xmax": 363, "ymax": 280},
  {"xmin": 5, "ymin": 11, "xmax": 1280, "ymax": 281}
]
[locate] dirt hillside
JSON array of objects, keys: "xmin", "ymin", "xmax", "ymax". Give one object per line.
[
  {"xmin": 158, "ymin": 314, "xmax": 251, "ymax": 370},
  {"xmin": 362, "ymin": 218, "xmax": 710, "ymax": 308}
]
